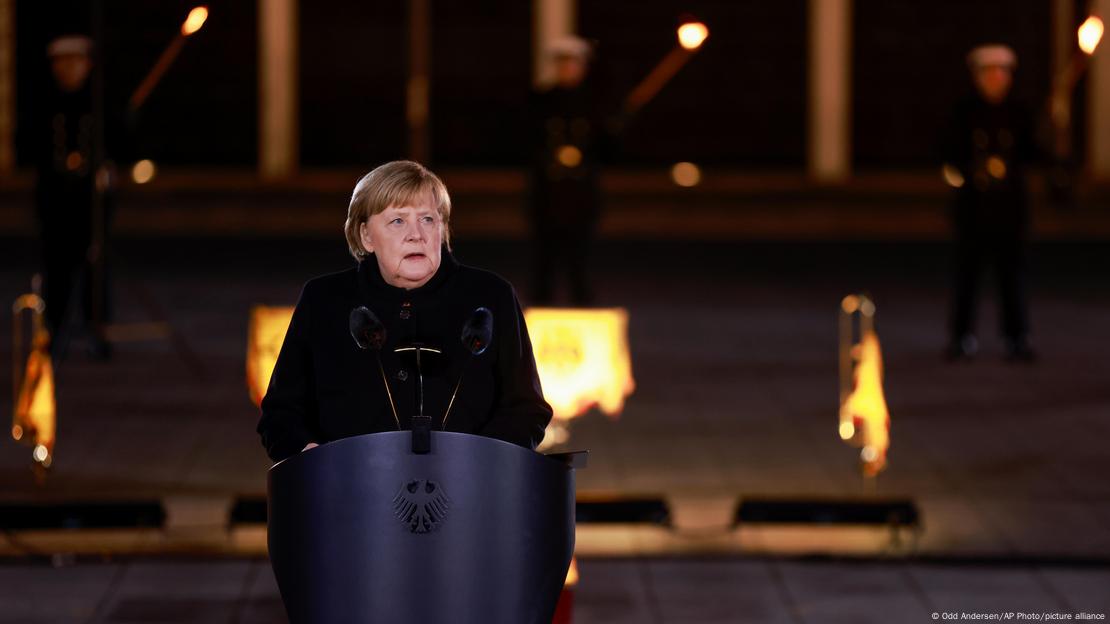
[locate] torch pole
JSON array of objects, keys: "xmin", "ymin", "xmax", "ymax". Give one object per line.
[
  {"xmin": 624, "ymin": 46, "xmax": 694, "ymax": 115},
  {"xmin": 129, "ymin": 34, "xmax": 186, "ymax": 112}
]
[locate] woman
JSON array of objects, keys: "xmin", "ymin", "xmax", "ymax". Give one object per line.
[{"xmin": 257, "ymin": 161, "xmax": 552, "ymax": 462}]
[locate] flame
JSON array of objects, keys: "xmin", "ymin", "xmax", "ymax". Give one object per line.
[
  {"xmin": 247, "ymin": 305, "xmax": 295, "ymax": 406},
  {"xmin": 564, "ymin": 557, "xmax": 579, "ymax": 587},
  {"xmin": 15, "ymin": 335, "xmax": 56, "ymax": 468},
  {"xmin": 524, "ymin": 308, "xmax": 635, "ymax": 424},
  {"xmin": 1079, "ymin": 16, "xmax": 1104, "ymax": 55},
  {"xmin": 677, "ymin": 22, "xmax": 709, "ymax": 50},
  {"xmin": 839, "ymin": 329, "xmax": 890, "ymax": 476},
  {"xmin": 182, "ymin": 6, "xmax": 209, "ymax": 36}
]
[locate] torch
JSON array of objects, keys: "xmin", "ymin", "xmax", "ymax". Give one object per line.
[
  {"xmin": 129, "ymin": 6, "xmax": 209, "ymax": 111},
  {"xmin": 623, "ymin": 20, "xmax": 709, "ymax": 115},
  {"xmin": 1050, "ymin": 14, "xmax": 1103, "ymax": 158}
]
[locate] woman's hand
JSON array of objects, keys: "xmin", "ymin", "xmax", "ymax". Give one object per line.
[{"xmin": 302, "ymin": 442, "xmax": 319, "ymax": 452}]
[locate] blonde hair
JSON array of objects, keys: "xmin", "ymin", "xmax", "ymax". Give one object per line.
[{"xmin": 344, "ymin": 160, "xmax": 452, "ymax": 259}]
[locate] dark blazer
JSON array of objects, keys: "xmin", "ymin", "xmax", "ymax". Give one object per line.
[{"xmin": 257, "ymin": 249, "xmax": 552, "ymax": 462}]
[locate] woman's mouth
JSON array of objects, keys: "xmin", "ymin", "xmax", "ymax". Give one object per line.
[{"xmin": 404, "ymin": 253, "xmax": 426, "ymax": 260}]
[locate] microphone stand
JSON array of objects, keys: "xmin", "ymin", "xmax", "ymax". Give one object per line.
[{"xmin": 395, "ymin": 344, "xmax": 441, "ymax": 454}]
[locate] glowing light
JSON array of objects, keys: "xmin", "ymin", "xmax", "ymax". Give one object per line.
[
  {"xmin": 247, "ymin": 306, "xmax": 295, "ymax": 406},
  {"xmin": 182, "ymin": 6, "xmax": 209, "ymax": 36},
  {"xmin": 1079, "ymin": 16, "xmax": 1104, "ymax": 55},
  {"xmin": 556, "ymin": 145, "xmax": 582, "ymax": 168},
  {"xmin": 677, "ymin": 22, "xmax": 709, "ymax": 50},
  {"xmin": 12, "ymin": 425, "xmax": 22, "ymax": 441},
  {"xmin": 841, "ymin": 295, "xmax": 859, "ymax": 314},
  {"xmin": 986, "ymin": 155, "xmax": 1007, "ymax": 179},
  {"xmin": 525, "ymin": 307, "xmax": 635, "ymax": 424},
  {"xmin": 942, "ymin": 164, "xmax": 965, "ymax": 188},
  {"xmin": 839, "ymin": 330, "xmax": 890, "ymax": 477},
  {"xmin": 565, "ymin": 557, "xmax": 579, "ymax": 587},
  {"xmin": 15, "ymin": 342, "xmax": 56, "ymax": 461},
  {"xmin": 670, "ymin": 162, "xmax": 701, "ymax": 187},
  {"xmin": 838, "ymin": 421, "xmax": 855, "ymax": 440},
  {"xmin": 65, "ymin": 151, "xmax": 83, "ymax": 171},
  {"xmin": 33, "ymin": 444, "xmax": 49, "ymax": 464},
  {"xmin": 540, "ymin": 422, "xmax": 571, "ymax": 449},
  {"xmin": 131, "ymin": 159, "xmax": 157, "ymax": 184}
]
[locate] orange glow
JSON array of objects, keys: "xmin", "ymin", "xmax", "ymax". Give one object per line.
[
  {"xmin": 524, "ymin": 307, "xmax": 635, "ymax": 439},
  {"xmin": 247, "ymin": 306, "xmax": 294, "ymax": 406},
  {"xmin": 131, "ymin": 159, "xmax": 156, "ymax": 184},
  {"xmin": 671, "ymin": 162, "xmax": 701, "ymax": 187},
  {"xmin": 986, "ymin": 155, "xmax": 1007, "ymax": 179},
  {"xmin": 556, "ymin": 145, "xmax": 582, "ymax": 168},
  {"xmin": 564, "ymin": 557, "xmax": 579, "ymax": 587},
  {"xmin": 1079, "ymin": 16, "xmax": 1104, "ymax": 55},
  {"xmin": 15, "ymin": 342, "xmax": 56, "ymax": 468},
  {"xmin": 182, "ymin": 6, "xmax": 209, "ymax": 36},
  {"xmin": 677, "ymin": 22, "xmax": 709, "ymax": 50},
  {"xmin": 839, "ymin": 329, "xmax": 890, "ymax": 477},
  {"xmin": 941, "ymin": 164, "xmax": 965, "ymax": 188}
]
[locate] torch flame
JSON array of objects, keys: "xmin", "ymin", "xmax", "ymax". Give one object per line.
[
  {"xmin": 247, "ymin": 306, "xmax": 295, "ymax": 406},
  {"xmin": 182, "ymin": 6, "xmax": 209, "ymax": 36},
  {"xmin": 677, "ymin": 22, "xmax": 709, "ymax": 51},
  {"xmin": 839, "ymin": 329, "xmax": 890, "ymax": 477},
  {"xmin": 1079, "ymin": 15, "xmax": 1104, "ymax": 56},
  {"xmin": 524, "ymin": 307, "xmax": 635, "ymax": 423}
]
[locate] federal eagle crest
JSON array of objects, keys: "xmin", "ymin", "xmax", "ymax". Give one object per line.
[{"xmin": 392, "ymin": 479, "xmax": 450, "ymax": 534}]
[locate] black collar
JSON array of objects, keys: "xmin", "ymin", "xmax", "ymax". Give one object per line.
[{"xmin": 357, "ymin": 246, "xmax": 458, "ymax": 305}]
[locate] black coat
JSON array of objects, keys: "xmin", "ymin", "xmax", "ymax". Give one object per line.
[
  {"xmin": 257, "ymin": 250, "xmax": 552, "ymax": 462},
  {"xmin": 940, "ymin": 94, "xmax": 1043, "ymax": 233}
]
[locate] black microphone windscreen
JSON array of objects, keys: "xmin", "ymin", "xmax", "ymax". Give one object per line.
[
  {"xmin": 349, "ymin": 306, "xmax": 386, "ymax": 350},
  {"xmin": 461, "ymin": 307, "xmax": 493, "ymax": 355}
]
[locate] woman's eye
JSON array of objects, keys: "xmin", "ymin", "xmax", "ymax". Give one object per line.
[
  {"xmin": 421, "ymin": 215, "xmax": 435, "ymax": 223},
  {"xmin": 390, "ymin": 218, "xmax": 403, "ymax": 225}
]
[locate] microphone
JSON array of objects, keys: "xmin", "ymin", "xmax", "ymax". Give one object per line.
[
  {"xmin": 461, "ymin": 307, "xmax": 493, "ymax": 356},
  {"xmin": 441, "ymin": 307, "xmax": 494, "ymax": 429},
  {"xmin": 349, "ymin": 306, "xmax": 386, "ymax": 350},
  {"xmin": 348, "ymin": 306, "xmax": 400, "ymax": 430}
]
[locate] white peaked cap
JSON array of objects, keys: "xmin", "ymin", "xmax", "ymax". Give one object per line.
[
  {"xmin": 967, "ymin": 44, "xmax": 1017, "ymax": 70},
  {"xmin": 547, "ymin": 35, "xmax": 591, "ymax": 59},
  {"xmin": 47, "ymin": 35, "xmax": 93, "ymax": 58}
]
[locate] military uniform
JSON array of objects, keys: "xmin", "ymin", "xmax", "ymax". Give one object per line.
[
  {"xmin": 527, "ymin": 81, "xmax": 611, "ymax": 305},
  {"xmin": 941, "ymin": 93, "xmax": 1041, "ymax": 358},
  {"xmin": 33, "ymin": 34, "xmax": 115, "ymax": 357}
]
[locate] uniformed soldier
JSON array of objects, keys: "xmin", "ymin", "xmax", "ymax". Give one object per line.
[
  {"xmin": 34, "ymin": 31, "xmax": 114, "ymax": 360},
  {"xmin": 941, "ymin": 44, "xmax": 1043, "ymax": 362},
  {"xmin": 526, "ymin": 36, "xmax": 616, "ymax": 306}
]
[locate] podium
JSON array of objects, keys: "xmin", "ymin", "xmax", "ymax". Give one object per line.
[{"xmin": 267, "ymin": 431, "xmax": 581, "ymax": 624}]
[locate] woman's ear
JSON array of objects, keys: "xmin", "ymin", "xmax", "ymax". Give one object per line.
[{"xmin": 359, "ymin": 221, "xmax": 374, "ymax": 254}]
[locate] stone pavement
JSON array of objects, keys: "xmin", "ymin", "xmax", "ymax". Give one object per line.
[{"xmin": 1, "ymin": 557, "xmax": 1108, "ymax": 623}]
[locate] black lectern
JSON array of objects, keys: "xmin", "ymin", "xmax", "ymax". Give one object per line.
[{"xmin": 267, "ymin": 431, "xmax": 581, "ymax": 624}]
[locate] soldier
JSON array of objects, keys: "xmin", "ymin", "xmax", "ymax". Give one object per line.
[
  {"xmin": 526, "ymin": 36, "xmax": 615, "ymax": 306},
  {"xmin": 34, "ymin": 31, "xmax": 114, "ymax": 360},
  {"xmin": 941, "ymin": 44, "xmax": 1043, "ymax": 362}
]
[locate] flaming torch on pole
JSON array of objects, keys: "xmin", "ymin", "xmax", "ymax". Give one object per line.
[
  {"xmin": 1050, "ymin": 14, "xmax": 1103, "ymax": 159},
  {"xmin": 129, "ymin": 6, "xmax": 209, "ymax": 111},
  {"xmin": 624, "ymin": 20, "xmax": 709, "ymax": 115}
]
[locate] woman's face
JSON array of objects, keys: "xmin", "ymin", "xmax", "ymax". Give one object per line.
[{"xmin": 360, "ymin": 196, "xmax": 444, "ymax": 290}]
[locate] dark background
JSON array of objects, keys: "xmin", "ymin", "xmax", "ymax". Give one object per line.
[{"xmin": 12, "ymin": 0, "xmax": 1092, "ymax": 168}]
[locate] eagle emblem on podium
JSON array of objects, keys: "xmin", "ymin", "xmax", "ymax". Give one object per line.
[{"xmin": 392, "ymin": 479, "xmax": 450, "ymax": 534}]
